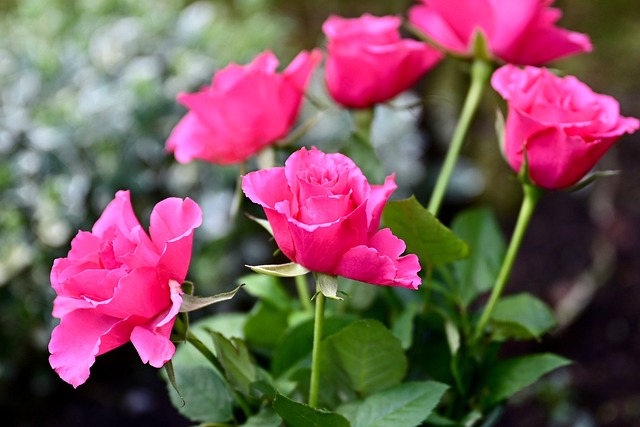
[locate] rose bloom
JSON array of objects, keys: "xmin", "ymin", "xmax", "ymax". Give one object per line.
[
  {"xmin": 323, "ymin": 14, "xmax": 442, "ymax": 108},
  {"xmin": 408, "ymin": 0, "xmax": 592, "ymax": 65},
  {"xmin": 49, "ymin": 191, "xmax": 202, "ymax": 387},
  {"xmin": 492, "ymin": 65, "xmax": 640, "ymax": 190},
  {"xmin": 242, "ymin": 147, "xmax": 421, "ymax": 289},
  {"xmin": 167, "ymin": 49, "xmax": 322, "ymax": 165}
]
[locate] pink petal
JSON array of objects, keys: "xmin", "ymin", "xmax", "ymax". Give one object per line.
[
  {"xmin": 281, "ymin": 202, "xmax": 370, "ymax": 272},
  {"xmin": 489, "ymin": 0, "xmax": 539, "ymax": 53},
  {"xmin": 49, "ymin": 310, "xmax": 129, "ymax": 388},
  {"xmin": 246, "ymin": 50, "xmax": 279, "ymax": 74},
  {"xmin": 92, "ymin": 191, "xmax": 142, "ymax": 239},
  {"xmin": 55, "ymin": 266, "xmax": 124, "ymax": 302},
  {"xmin": 150, "ymin": 197, "xmax": 202, "ymax": 283},
  {"xmin": 166, "ymin": 112, "xmax": 223, "ymax": 164},
  {"xmin": 366, "ymin": 174, "xmax": 397, "ymax": 233},
  {"xmin": 408, "ymin": 4, "xmax": 467, "ymax": 54},
  {"xmin": 156, "ymin": 280, "xmax": 184, "ymax": 328},
  {"xmin": 336, "ymin": 246, "xmax": 421, "ymax": 290},
  {"xmin": 323, "ymin": 14, "xmax": 402, "ymax": 43},
  {"xmin": 282, "ymin": 49, "xmax": 323, "ymax": 94},
  {"xmin": 242, "ymin": 167, "xmax": 290, "ymax": 210},
  {"xmin": 130, "ymin": 325, "xmax": 176, "ymax": 368},
  {"xmin": 92, "ymin": 266, "xmax": 171, "ymax": 320},
  {"xmin": 500, "ymin": 6, "xmax": 592, "ymax": 65},
  {"xmin": 408, "ymin": 0, "xmax": 494, "ymax": 54},
  {"xmin": 52, "ymin": 295, "xmax": 93, "ymax": 318}
]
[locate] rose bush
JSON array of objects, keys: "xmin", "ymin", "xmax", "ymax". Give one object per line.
[
  {"xmin": 323, "ymin": 13, "xmax": 442, "ymax": 108},
  {"xmin": 408, "ymin": 0, "xmax": 592, "ymax": 65},
  {"xmin": 492, "ymin": 65, "xmax": 640, "ymax": 189},
  {"xmin": 242, "ymin": 147, "xmax": 421, "ymax": 289},
  {"xmin": 167, "ymin": 49, "xmax": 322, "ymax": 165},
  {"xmin": 48, "ymin": 190, "xmax": 202, "ymax": 387}
]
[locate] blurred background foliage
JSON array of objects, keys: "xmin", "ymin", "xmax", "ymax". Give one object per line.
[{"xmin": 1, "ymin": 0, "xmax": 639, "ymax": 426}]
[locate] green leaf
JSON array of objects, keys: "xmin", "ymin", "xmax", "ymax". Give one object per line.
[
  {"xmin": 339, "ymin": 276, "xmax": 379, "ymax": 311},
  {"xmin": 272, "ymin": 316, "xmax": 355, "ymax": 378},
  {"xmin": 322, "ymin": 319, "xmax": 407, "ymax": 396},
  {"xmin": 241, "ymin": 407, "xmax": 282, "ymax": 426},
  {"xmin": 444, "ymin": 320, "xmax": 460, "ymax": 356},
  {"xmin": 391, "ymin": 301, "xmax": 420, "ymax": 350},
  {"xmin": 425, "ymin": 413, "xmax": 459, "ymax": 426},
  {"xmin": 478, "ymin": 353, "xmax": 571, "ymax": 409},
  {"xmin": 192, "ymin": 312, "xmax": 247, "ymax": 341},
  {"xmin": 242, "ymin": 273, "xmax": 293, "ymax": 311},
  {"xmin": 490, "ymin": 293, "xmax": 557, "ymax": 341},
  {"xmin": 338, "ymin": 381, "xmax": 449, "ymax": 427},
  {"xmin": 317, "ymin": 273, "xmax": 342, "ymax": 300},
  {"xmin": 211, "ymin": 332, "xmax": 257, "ymax": 396},
  {"xmin": 451, "ymin": 207, "xmax": 506, "ymax": 306},
  {"xmin": 179, "ymin": 284, "xmax": 243, "ymax": 313},
  {"xmin": 167, "ymin": 364, "xmax": 234, "ymax": 423},
  {"xmin": 273, "ymin": 393, "xmax": 351, "ymax": 427},
  {"xmin": 244, "ymin": 301, "xmax": 289, "ymax": 353},
  {"xmin": 247, "ymin": 262, "xmax": 310, "ymax": 277},
  {"xmin": 382, "ymin": 196, "xmax": 469, "ymax": 268}
]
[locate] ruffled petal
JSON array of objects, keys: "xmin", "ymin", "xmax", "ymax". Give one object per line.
[
  {"xmin": 49, "ymin": 310, "xmax": 129, "ymax": 388},
  {"xmin": 366, "ymin": 175, "xmax": 397, "ymax": 234},
  {"xmin": 92, "ymin": 266, "xmax": 170, "ymax": 320},
  {"xmin": 92, "ymin": 191, "xmax": 142, "ymax": 239},
  {"xmin": 130, "ymin": 325, "xmax": 176, "ymax": 368},
  {"xmin": 166, "ymin": 112, "xmax": 222, "ymax": 164},
  {"xmin": 150, "ymin": 197, "xmax": 202, "ymax": 283},
  {"xmin": 335, "ymin": 229, "xmax": 421, "ymax": 289}
]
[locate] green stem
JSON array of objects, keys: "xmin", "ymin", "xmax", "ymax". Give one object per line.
[
  {"xmin": 308, "ymin": 291, "xmax": 326, "ymax": 409},
  {"xmin": 474, "ymin": 183, "xmax": 544, "ymax": 340},
  {"xmin": 352, "ymin": 107, "xmax": 374, "ymax": 143},
  {"xmin": 427, "ymin": 59, "xmax": 493, "ymax": 216},
  {"xmin": 187, "ymin": 332, "xmax": 224, "ymax": 372},
  {"xmin": 186, "ymin": 332, "xmax": 253, "ymax": 419},
  {"xmin": 295, "ymin": 274, "xmax": 313, "ymax": 313}
]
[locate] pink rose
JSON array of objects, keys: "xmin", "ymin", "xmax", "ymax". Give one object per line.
[
  {"xmin": 48, "ymin": 190, "xmax": 202, "ymax": 387},
  {"xmin": 323, "ymin": 14, "xmax": 442, "ymax": 108},
  {"xmin": 242, "ymin": 147, "xmax": 421, "ymax": 289},
  {"xmin": 492, "ymin": 65, "xmax": 640, "ymax": 190},
  {"xmin": 167, "ymin": 49, "xmax": 322, "ymax": 165},
  {"xmin": 408, "ymin": 0, "xmax": 592, "ymax": 65}
]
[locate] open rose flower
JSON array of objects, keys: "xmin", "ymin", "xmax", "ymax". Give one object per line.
[
  {"xmin": 323, "ymin": 14, "xmax": 442, "ymax": 108},
  {"xmin": 492, "ymin": 65, "xmax": 640, "ymax": 189},
  {"xmin": 167, "ymin": 49, "xmax": 322, "ymax": 165},
  {"xmin": 242, "ymin": 147, "xmax": 421, "ymax": 289},
  {"xmin": 49, "ymin": 190, "xmax": 202, "ymax": 387},
  {"xmin": 408, "ymin": 0, "xmax": 592, "ymax": 65}
]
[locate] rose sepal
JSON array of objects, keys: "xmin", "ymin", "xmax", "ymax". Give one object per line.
[
  {"xmin": 314, "ymin": 273, "xmax": 342, "ymax": 301},
  {"xmin": 247, "ymin": 262, "xmax": 310, "ymax": 277},
  {"xmin": 246, "ymin": 213, "xmax": 274, "ymax": 237},
  {"xmin": 179, "ymin": 283, "xmax": 244, "ymax": 313},
  {"xmin": 564, "ymin": 170, "xmax": 620, "ymax": 193},
  {"xmin": 471, "ymin": 30, "xmax": 492, "ymax": 63}
]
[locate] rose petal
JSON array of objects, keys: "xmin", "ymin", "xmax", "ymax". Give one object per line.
[
  {"xmin": 336, "ymin": 231, "xmax": 421, "ymax": 290},
  {"xmin": 49, "ymin": 310, "xmax": 130, "ymax": 388},
  {"xmin": 151, "ymin": 197, "xmax": 202, "ymax": 283},
  {"xmin": 92, "ymin": 266, "xmax": 170, "ymax": 320},
  {"xmin": 130, "ymin": 325, "xmax": 176, "ymax": 368}
]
